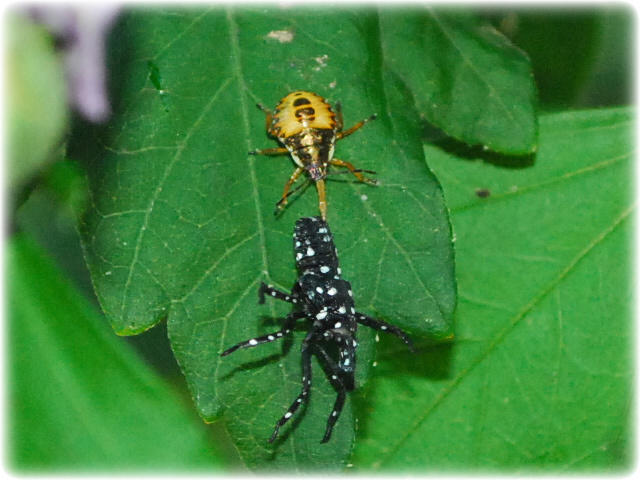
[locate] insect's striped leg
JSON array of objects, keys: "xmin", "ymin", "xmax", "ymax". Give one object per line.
[
  {"xmin": 220, "ymin": 311, "xmax": 304, "ymax": 357},
  {"xmin": 330, "ymin": 158, "xmax": 379, "ymax": 186},
  {"xmin": 316, "ymin": 178, "xmax": 328, "ymax": 220},
  {"xmin": 259, "ymin": 282, "xmax": 298, "ymax": 305},
  {"xmin": 315, "ymin": 345, "xmax": 349, "ymax": 444},
  {"xmin": 275, "ymin": 166, "xmax": 304, "ymax": 213},
  {"xmin": 256, "ymin": 103, "xmax": 278, "ymax": 138},
  {"xmin": 335, "ymin": 113, "xmax": 377, "ymax": 140},
  {"xmin": 268, "ymin": 331, "xmax": 316, "ymax": 443},
  {"xmin": 249, "ymin": 146, "xmax": 288, "ymax": 156},
  {"xmin": 356, "ymin": 313, "xmax": 416, "ymax": 353},
  {"xmin": 334, "ymin": 101, "xmax": 344, "ymax": 131}
]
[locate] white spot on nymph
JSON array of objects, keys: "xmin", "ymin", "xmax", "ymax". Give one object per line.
[
  {"xmin": 348, "ymin": 289, "xmax": 353, "ymax": 297},
  {"xmin": 338, "ymin": 306, "xmax": 347, "ymax": 314},
  {"xmin": 316, "ymin": 311, "xmax": 328, "ymax": 320},
  {"xmin": 271, "ymin": 291, "xmax": 276, "ymax": 296},
  {"xmin": 316, "ymin": 286, "xmax": 324, "ymax": 294},
  {"xmin": 268, "ymin": 335, "xmax": 275, "ymax": 341},
  {"xmin": 337, "ymin": 268, "xmax": 342, "ymax": 274},
  {"xmin": 277, "ymin": 332, "xmax": 283, "ymax": 337},
  {"xmin": 381, "ymin": 325, "xmax": 388, "ymax": 330},
  {"xmin": 320, "ymin": 266, "xmax": 330, "ymax": 274},
  {"xmin": 332, "ymin": 411, "xmax": 338, "ymax": 417},
  {"xmin": 307, "ymin": 247, "xmax": 315, "ymax": 256},
  {"xmin": 249, "ymin": 339, "xmax": 258, "ymax": 345},
  {"xmin": 296, "ymin": 252, "xmax": 303, "ymax": 261},
  {"xmin": 343, "ymin": 358, "xmax": 350, "ymax": 366},
  {"xmin": 350, "ymin": 307, "xmax": 355, "ymax": 314},
  {"xmin": 353, "ymin": 340, "xmax": 357, "ymax": 347},
  {"xmin": 318, "ymin": 227, "xmax": 327, "ymax": 234},
  {"xmin": 284, "ymin": 412, "xmax": 293, "ymax": 419},
  {"xmin": 295, "ymin": 241, "xmax": 301, "ymax": 247},
  {"xmin": 327, "ymin": 287, "xmax": 337, "ymax": 296},
  {"xmin": 297, "ymin": 398, "xmax": 302, "ymax": 403},
  {"xmin": 334, "ymin": 322, "xmax": 342, "ymax": 328},
  {"xmin": 331, "ymin": 375, "xmax": 337, "ymax": 380}
]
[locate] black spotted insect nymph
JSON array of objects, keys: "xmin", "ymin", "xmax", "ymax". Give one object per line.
[
  {"xmin": 250, "ymin": 91, "xmax": 379, "ymax": 220},
  {"xmin": 221, "ymin": 217, "xmax": 415, "ymax": 443}
]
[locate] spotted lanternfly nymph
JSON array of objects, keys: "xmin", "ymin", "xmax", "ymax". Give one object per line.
[
  {"xmin": 221, "ymin": 217, "xmax": 415, "ymax": 443},
  {"xmin": 250, "ymin": 91, "xmax": 378, "ymax": 220}
]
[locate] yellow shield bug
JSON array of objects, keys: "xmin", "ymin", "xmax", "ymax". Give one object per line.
[{"xmin": 250, "ymin": 91, "xmax": 378, "ymax": 220}]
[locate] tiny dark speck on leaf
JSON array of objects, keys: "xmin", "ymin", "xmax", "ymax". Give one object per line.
[
  {"xmin": 147, "ymin": 60, "xmax": 170, "ymax": 112},
  {"xmin": 475, "ymin": 188, "xmax": 491, "ymax": 198},
  {"xmin": 148, "ymin": 60, "xmax": 164, "ymax": 92}
]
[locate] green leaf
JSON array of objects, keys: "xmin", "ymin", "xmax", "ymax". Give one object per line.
[
  {"xmin": 6, "ymin": 13, "xmax": 68, "ymax": 188},
  {"xmin": 71, "ymin": 8, "xmax": 456, "ymax": 470},
  {"xmin": 7, "ymin": 234, "xmax": 226, "ymax": 471},
  {"xmin": 352, "ymin": 107, "xmax": 632, "ymax": 471},
  {"xmin": 380, "ymin": 9, "xmax": 538, "ymax": 155}
]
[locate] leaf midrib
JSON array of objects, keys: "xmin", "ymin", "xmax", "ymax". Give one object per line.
[{"xmin": 223, "ymin": 8, "xmax": 302, "ymax": 469}]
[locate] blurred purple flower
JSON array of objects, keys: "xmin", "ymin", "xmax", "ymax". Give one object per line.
[{"xmin": 26, "ymin": 5, "xmax": 121, "ymax": 123}]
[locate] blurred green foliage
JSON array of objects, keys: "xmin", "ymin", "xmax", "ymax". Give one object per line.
[{"xmin": 6, "ymin": 13, "xmax": 67, "ymax": 189}]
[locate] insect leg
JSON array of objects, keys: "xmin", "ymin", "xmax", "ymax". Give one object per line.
[
  {"xmin": 315, "ymin": 345, "xmax": 349, "ymax": 443},
  {"xmin": 316, "ymin": 178, "xmax": 328, "ymax": 220},
  {"xmin": 356, "ymin": 313, "xmax": 416, "ymax": 353},
  {"xmin": 274, "ymin": 166, "xmax": 305, "ymax": 213},
  {"xmin": 274, "ymin": 178, "xmax": 311, "ymax": 216},
  {"xmin": 335, "ymin": 113, "xmax": 377, "ymax": 140},
  {"xmin": 334, "ymin": 101, "xmax": 344, "ymax": 131},
  {"xmin": 268, "ymin": 331, "xmax": 317, "ymax": 443},
  {"xmin": 249, "ymin": 147, "xmax": 289, "ymax": 156},
  {"xmin": 220, "ymin": 311, "xmax": 304, "ymax": 357},
  {"xmin": 256, "ymin": 102, "xmax": 278, "ymax": 137},
  {"xmin": 259, "ymin": 282, "xmax": 299, "ymax": 305},
  {"xmin": 330, "ymin": 158, "xmax": 379, "ymax": 186}
]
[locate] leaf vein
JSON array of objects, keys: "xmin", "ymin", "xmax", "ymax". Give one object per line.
[{"xmin": 376, "ymin": 201, "xmax": 635, "ymax": 466}]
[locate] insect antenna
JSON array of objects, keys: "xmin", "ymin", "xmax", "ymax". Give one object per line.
[{"xmin": 328, "ymin": 168, "xmax": 377, "ymax": 177}]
